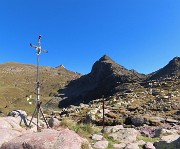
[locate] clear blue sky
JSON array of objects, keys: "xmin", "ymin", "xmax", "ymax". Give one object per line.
[{"xmin": 0, "ymin": 0, "xmax": 179, "ymax": 74}]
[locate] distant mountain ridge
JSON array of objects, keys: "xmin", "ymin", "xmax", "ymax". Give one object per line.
[
  {"xmin": 0, "ymin": 62, "xmax": 81, "ymax": 113},
  {"xmin": 59, "ymin": 55, "xmax": 180, "ymax": 108}
]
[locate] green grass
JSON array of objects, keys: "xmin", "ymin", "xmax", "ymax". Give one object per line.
[{"xmin": 137, "ymin": 135, "xmax": 160, "ymax": 143}]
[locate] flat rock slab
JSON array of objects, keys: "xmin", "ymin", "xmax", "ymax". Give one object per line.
[
  {"xmin": 94, "ymin": 141, "xmax": 109, "ymax": 149},
  {"xmin": 0, "ymin": 129, "xmax": 22, "ymax": 147},
  {"xmin": 1, "ymin": 128, "xmax": 90, "ymax": 149}
]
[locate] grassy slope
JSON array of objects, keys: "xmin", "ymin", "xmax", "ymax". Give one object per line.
[{"xmin": 0, "ymin": 62, "xmax": 81, "ymax": 114}]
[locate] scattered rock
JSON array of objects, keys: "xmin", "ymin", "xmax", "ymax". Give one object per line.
[
  {"xmin": 144, "ymin": 142, "xmax": 155, "ymax": 149},
  {"xmin": 48, "ymin": 117, "xmax": 61, "ymax": 128},
  {"xmin": 91, "ymin": 134, "xmax": 103, "ymax": 141},
  {"xmin": 93, "ymin": 140, "xmax": 109, "ymax": 149},
  {"xmin": 113, "ymin": 143, "xmax": 126, "ymax": 149},
  {"xmin": 110, "ymin": 128, "xmax": 139, "ymax": 143}
]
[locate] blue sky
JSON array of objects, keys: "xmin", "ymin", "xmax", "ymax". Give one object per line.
[{"xmin": 0, "ymin": 0, "xmax": 179, "ymax": 74}]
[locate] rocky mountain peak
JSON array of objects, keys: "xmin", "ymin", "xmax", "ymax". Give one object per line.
[
  {"xmin": 148, "ymin": 56, "xmax": 180, "ymax": 80},
  {"xmin": 169, "ymin": 56, "xmax": 180, "ymax": 67},
  {"xmin": 99, "ymin": 54, "xmax": 113, "ymax": 62}
]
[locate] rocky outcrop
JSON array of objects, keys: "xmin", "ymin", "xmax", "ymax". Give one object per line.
[{"xmin": 1, "ymin": 128, "xmax": 90, "ymax": 149}]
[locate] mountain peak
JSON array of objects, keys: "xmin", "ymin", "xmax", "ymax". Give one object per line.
[
  {"xmin": 148, "ymin": 56, "xmax": 180, "ymax": 80},
  {"xmin": 170, "ymin": 56, "xmax": 180, "ymax": 66},
  {"xmin": 99, "ymin": 54, "xmax": 113, "ymax": 62}
]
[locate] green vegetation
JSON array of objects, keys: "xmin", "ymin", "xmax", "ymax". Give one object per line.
[
  {"xmin": 137, "ymin": 136, "xmax": 160, "ymax": 143},
  {"xmin": 61, "ymin": 118, "xmax": 100, "ymax": 138}
]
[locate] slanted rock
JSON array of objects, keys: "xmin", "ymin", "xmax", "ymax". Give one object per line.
[
  {"xmin": 1, "ymin": 128, "xmax": 91, "ymax": 149},
  {"xmin": 93, "ymin": 140, "xmax": 109, "ymax": 149},
  {"xmin": 0, "ymin": 129, "xmax": 22, "ymax": 147}
]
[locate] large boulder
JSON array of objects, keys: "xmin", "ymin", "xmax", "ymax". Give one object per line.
[
  {"xmin": 109, "ymin": 128, "xmax": 139, "ymax": 143},
  {"xmin": 0, "ymin": 129, "xmax": 22, "ymax": 147},
  {"xmin": 1, "ymin": 128, "xmax": 91, "ymax": 149}
]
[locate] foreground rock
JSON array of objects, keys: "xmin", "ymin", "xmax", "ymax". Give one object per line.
[{"xmin": 1, "ymin": 128, "xmax": 91, "ymax": 149}]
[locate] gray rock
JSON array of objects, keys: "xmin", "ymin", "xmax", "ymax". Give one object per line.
[
  {"xmin": 94, "ymin": 141, "xmax": 109, "ymax": 149},
  {"xmin": 110, "ymin": 128, "xmax": 139, "ymax": 143},
  {"xmin": 0, "ymin": 129, "xmax": 22, "ymax": 147},
  {"xmin": 91, "ymin": 134, "xmax": 103, "ymax": 141},
  {"xmin": 144, "ymin": 142, "xmax": 155, "ymax": 149},
  {"xmin": 48, "ymin": 117, "xmax": 61, "ymax": 128},
  {"xmin": 1, "ymin": 128, "xmax": 90, "ymax": 149},
  {"xmin": 113, "ymin": 143, "xmax": 126, "ymax": 149},
  {"xmin": 103, "ymin": 125, "xmax": 124, "ymax": 133}
]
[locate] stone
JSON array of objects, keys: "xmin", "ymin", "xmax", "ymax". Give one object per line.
[
  {"xmin": 48, "ymin": 117, "xmax": 61, "ymax": 128},
  {"xmin": 124, "ymin": 143, "xmax": 139, "ymax": 149},
  {"xmin": 144, "ymin": 142, "xmax": 155, "ymax": 149},
  {"xmin": 125, "ymin": 116, "xmax": 146, "ymax": 127},
  {"xmin": 0, "ymin": 129, "xmax": 22, "ymax": 147},
  {"xmin": 103, "ymin": 125, "xmax": 124, "ymax": 133},
  {"xmin": 94, "ymin": 141, "xmax": 109, "ymax": 149},
  {"xmin": 165, "ymin": 118, "xmax": 179, "ymax": 124},
  {"xmin": 113, "ymin": 143, "xmax": 126, "ymax": 149},
  {"xmin": 160, "ymin": 134, "xmax": 180, "ymax": 143},
  {"xmin": 155, "ymin": 128, "xmax": 178, "ymax": 137},
  {"xmin": 109, "ymin": 128, "xmax": 139, "ymax": 143},
  {"xmin": 1, "ymin": 128, "xmax": 90, "ymax": 149},
  {"xmin": 91, "ymin": 134, "xmax": 103, "ymax": 141}
]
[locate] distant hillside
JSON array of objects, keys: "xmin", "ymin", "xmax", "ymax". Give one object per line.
[
  {"xmin": 58, "ymin": 55, "xmax": 145, "ymax": 108},
  {"xmin": 0, "ymin": 62, "xmax": 81, "ymax": 113},
  {"xmin": 147, "ymin": 56, "xmax": 180, "ymax": 80}
]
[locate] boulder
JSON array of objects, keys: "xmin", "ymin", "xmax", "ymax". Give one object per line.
[
  {"xmin": 113, "ymin": 143, "xmax": 126, "ymax": 149},
  {"xmin": 103, "ymin": 125, "xmax": 124, "ymax": 133},
  {"xmin": 144, "ymin": 142, "xmax": 155, "ymax": 149},
  {"xmin": 155, "ymin": 128, "xmax": 178, "ymax": 137},
  {"xmin": 1, "ymin": 128, "xmax": 91, "ymax": 149},
  {"xmin": 0, "ymin": 129, "xmax": 22, "ymax": 147},
  {"xmin": 93, "ymin": 141, "xmax": 109, "ymax": 149},
  {"xmin": 109, "ymin": 128, "xmax": 139, "ymax": 143},
  {"xmin": 48, "ymin": 117, "xmax": 61, "ymax": 128},
  {"xmin": 125, "ymin": 116, "xmax": 147, "ymax": 127},
  {"xmin": 91, "ymin": 134, "xmax": 103, "ymax": 141}
]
